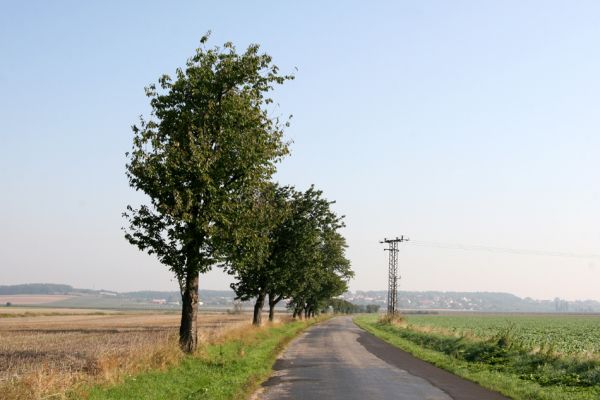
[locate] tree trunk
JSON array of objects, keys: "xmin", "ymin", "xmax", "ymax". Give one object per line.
[
  {"xmin": 179, "ymin": 272, "xmax": 199, "ymax": 353},
  {"xmin": 268, "ymin": 293, "xmax": 282, "ymax": 322},
  {"xmin": 253, "ymin": 291, "xmax": 266, "ymax": 326},
  {"xmin": 268, "ymin": 303, "xmax": 275, "ymax": 322}
]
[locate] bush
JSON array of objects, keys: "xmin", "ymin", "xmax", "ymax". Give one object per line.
[
  {"xmin": 227, "ymin": 300, "xmax": 243, "ymax": 315},
  {"xmin": 378, "ymin": 313, "xmax": 404, "ymax": 325},
  {"xmin": 366, "ymin": 304, "xmax": 380, "ymax": 313}
]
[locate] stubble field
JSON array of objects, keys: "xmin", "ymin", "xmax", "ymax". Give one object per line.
[{"xmin": 0, "ymin": 309, "xmax": 250, "ymax": 399}]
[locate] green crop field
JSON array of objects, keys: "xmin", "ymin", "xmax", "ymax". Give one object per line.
[
  {"xmin": 405, "ymin": 314, "xmax": 600, "ymax": 356},
  {"xmin": 355, "ymin": 314, "xmax": 600, "ymax": 400}
]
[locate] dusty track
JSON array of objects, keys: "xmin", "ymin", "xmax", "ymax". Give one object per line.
[{"xmin": 260, "ymin": 316, "xmax": 509, "ymax": 400}]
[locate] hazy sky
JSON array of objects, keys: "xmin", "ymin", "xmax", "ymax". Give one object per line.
[{"xmin": 1, "ymin": 1, "xmax": 599, "ymax": 300}]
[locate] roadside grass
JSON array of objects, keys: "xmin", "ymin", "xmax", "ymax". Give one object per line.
[
  {"xmin": 354, "ymin": 315, "xmax": 600, "ymax": 400},
  {"xmin": 80, "ymin": 317, "xmax": 322, "ymax": 400}
]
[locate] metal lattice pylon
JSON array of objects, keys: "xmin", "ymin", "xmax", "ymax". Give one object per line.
[{"xmin": 380, "ymin": 236, "xmax": 409, "ymax": 315}]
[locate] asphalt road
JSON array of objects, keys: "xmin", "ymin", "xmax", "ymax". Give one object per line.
[{"xmin": 259, "ymin": 317, "xmax": 510, "ymax": 400}]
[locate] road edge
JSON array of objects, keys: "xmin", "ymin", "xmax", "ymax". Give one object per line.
[
  {"xmin": 249, "ymin": 315, "xmax": 334, "ymax": 400},
  {"xmin": 353, "ymin": 316, "xmax": 511, "ymax": 400}
]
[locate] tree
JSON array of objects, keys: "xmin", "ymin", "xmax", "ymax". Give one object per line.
[
  {"xmin": 221, "ymin": 183, "xmax": 292, "ymax": 325},
  {"xmin": 223, "ymin": 185, "xmax": 352, "ymax": 325},
  {"xmin": 366, "ymin": 304, "xmax": 380, "ymax": 313},
  {"xmin": 123, "ymin": 35, "xmax": 291, "ymax": 352},
  {"xmin": 327, "ymin": 298, "xmax": 360, "ymax": 313},
  {"xmin": 283, "ymin": 187, "xmax": 353, "ymax": 318}
]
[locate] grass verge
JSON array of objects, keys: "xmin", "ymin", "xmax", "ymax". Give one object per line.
[
  {"xmin": 78, "ymin": 318, "xmax": 323, "ymax": 400},
  {"xmin": 354, "ymin": 315, "xmax": 600, "ymax": 400}
]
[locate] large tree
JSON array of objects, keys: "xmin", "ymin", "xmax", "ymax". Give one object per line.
[{"xmin": 123, "ymin": 36, "xmax": 291, "ymax": 352}]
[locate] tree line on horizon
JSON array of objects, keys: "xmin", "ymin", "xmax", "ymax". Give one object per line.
[{"xmin": 122, "ymin": 35, "xmax": 352, "ymax": 353}]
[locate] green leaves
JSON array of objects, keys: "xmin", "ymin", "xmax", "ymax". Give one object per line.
[
  {"xmin": 123, "ymin": 36, "xmax": 352, "ymax": 333},
  {"xmin": 282, "ymin": 187, "xmax": 353, "ymax": 314},
  {"xmin": 222, "ymin": 184, "xmax": 353, "ymax": 320},
  {"xmin": 123, "ymin": 37, "xmax": 291, "ymax": 287}
]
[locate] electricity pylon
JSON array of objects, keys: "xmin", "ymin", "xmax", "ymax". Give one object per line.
[{"xmin": 380, "ymin": 236, "xmax": 409, "ymax": 315}]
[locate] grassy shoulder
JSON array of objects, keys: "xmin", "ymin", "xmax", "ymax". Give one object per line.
[
  {"xmin": 354, "ymin": 315, "xmax": 600, "ymax": 400},
  {"xmin": 78, "ymin": 318, "xmax": 323, "ymax": 400}
]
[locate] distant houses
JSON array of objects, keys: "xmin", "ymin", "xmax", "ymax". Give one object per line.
[{"xmin": 151, "ymin": 298, "xmax": 183, "ymax": 306}]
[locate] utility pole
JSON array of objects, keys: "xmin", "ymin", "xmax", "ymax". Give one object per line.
[{"xmin": 380, "ymin": 236, "xmax": 409, "ymax": 315}]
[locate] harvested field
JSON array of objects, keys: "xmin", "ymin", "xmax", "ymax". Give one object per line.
[
  {"xmin": 0, "ymin": 307, "xmax": 121, "ymax": 318},
  {"xmin": 0, "ymin": 295, "xmax": 75, "ymax": 305},
  {"xmin": 0, "ymin": 311, "xmax": 251, "ymax": 399}
]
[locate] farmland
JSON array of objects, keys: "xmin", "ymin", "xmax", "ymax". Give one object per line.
[
  {"xmin": 0, "ymin": 309, "xmax": 250, "ymax": 399},
  {"xmin": 0, "ymin": 295, "xmax": 76, "ymax": 305},
  {"xmin": 355, "ymin": 313, "xmax": 600, "ymax": 400},
  {"xmin": 405, "ymin": 314, "xmax": 600, "ymax": 356}
]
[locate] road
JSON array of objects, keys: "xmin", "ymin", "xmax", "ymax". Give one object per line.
[{"xmin": 259, "ymin": 317, "xmax": 509, "ymax": 400}]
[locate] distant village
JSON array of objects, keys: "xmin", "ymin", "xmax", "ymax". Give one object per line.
[{"xmin": 341, "ymin": 290, "xmax": 600, "ymax": 313}]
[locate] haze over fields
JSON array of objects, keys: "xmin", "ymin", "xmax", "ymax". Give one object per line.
[
  {"xmin": 3, "ymin": 284, "xmax": 600, "ymax": 313},
  {"xmin": 1, "ymin": 2, "xmax": 599, "ymax": 300}
]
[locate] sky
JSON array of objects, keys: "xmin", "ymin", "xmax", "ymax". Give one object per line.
[{"xmin": 1, "ymin": 1, "xmax": 599, "ymax": 301}]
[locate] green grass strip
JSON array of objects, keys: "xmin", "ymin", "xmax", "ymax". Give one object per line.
[
  {"xmin": 83, "ymin": 319, "xmax": 319, "ymax": 400},
  {"xmin": 354, "ymin": 315, "xmax": 600, "ymax": 400}
]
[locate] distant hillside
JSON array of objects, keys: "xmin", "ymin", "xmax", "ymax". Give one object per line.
[
  {"xmin": 123, "ymin": 290, "xmax": 234, "ymax": 301},
  {"xmin": 342, "ymin": 290, "xmax": 600, "ymax": 313},
  {"xmin": 3, "ymin": 284, "xmax": 599, "ymax": 312},
  {"xmin": 0, "ymin": 284, "xmax": 240, "ymax": 309},
  {"xmin": 0, "ymin": 283, "xmax": 95, "ymax": 295}
]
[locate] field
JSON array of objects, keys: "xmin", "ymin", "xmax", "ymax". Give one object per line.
[
  {"xmin": 0, "ymin": 307, "xmax": 123, "ymax": 318},
  {"xmin": 0, "ymin": 295, "xmax": 76, "ymax": 305},
  {"xmin": 355, "ymin": 313, "xmax": 600, "ymax": 400},
  {"xmin": 405, "ymin": 314, "xmax": 600, "ymax": 356},
  {"xmin": 0, "ymin": 309, "xmax": 251, "ymax": 399}
]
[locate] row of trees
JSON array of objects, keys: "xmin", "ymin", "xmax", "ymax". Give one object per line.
[
  {"xmin": 222, "ymin": 185, "xmax": 352, "ymax": 325},
  {"xmin": 123, "ymin": 36, "xmax": 351, "ymax": 352},
  {"xmin": 327, "ymin": 299, "xmax": 380, "ymax": 314}
]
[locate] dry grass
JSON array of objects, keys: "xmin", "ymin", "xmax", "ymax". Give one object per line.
[
  {"xmin": 378, "ymin": 312, "xmax": 406, "ymax": 326},
  {"xmin": 203, "ymin": 315, "xmax": 293, "ymax": 346},
  {"xmin": 377, "ymin": 314, "xmax": 506, "ymax": 342},
  {"xmin": 0, "ymin": 311, "xmax": 251, "ymax": 400}
]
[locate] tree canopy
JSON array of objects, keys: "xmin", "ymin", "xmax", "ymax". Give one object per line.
[{"xmin": 223, "ymin": 185, "xmax": 352, "ymax": 324}]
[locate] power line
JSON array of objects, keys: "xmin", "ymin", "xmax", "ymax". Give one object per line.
[{"xmin": 406, "ymin": 240, "xmax": 600, "ymax": 259}]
